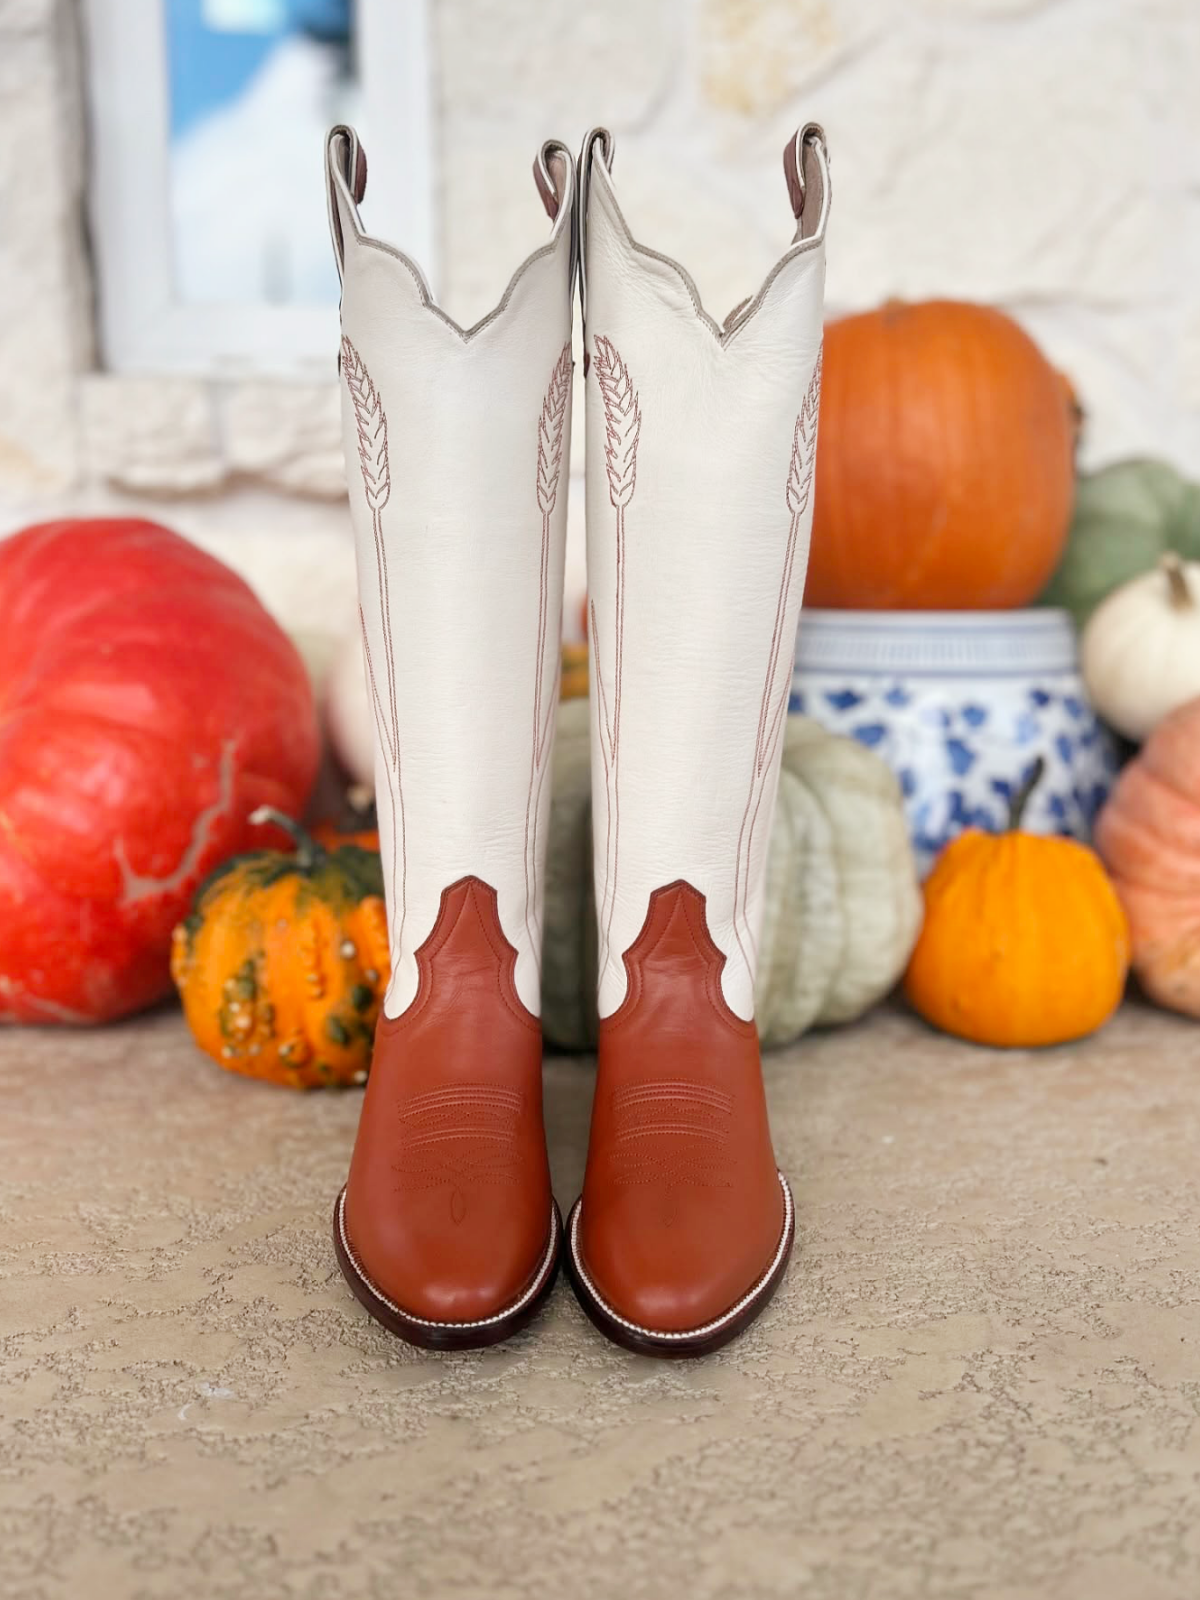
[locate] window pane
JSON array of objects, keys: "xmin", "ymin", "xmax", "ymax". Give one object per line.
[{"xmin": 165, "ymin": 0, "xmax": 356, "ymax": 306}]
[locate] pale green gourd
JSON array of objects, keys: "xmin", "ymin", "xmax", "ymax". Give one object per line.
[
  {"xmin": 541, "ymin": 700, "xmax": 923, "ymax": 1050},
  {"xmin": 1039, "ymin": 459, "xmax": 1200, "ymax": 628}
]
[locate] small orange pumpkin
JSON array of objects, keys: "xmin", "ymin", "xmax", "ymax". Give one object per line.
[
  {"xmin": 560, "ymin": 641, "xmax": 589, "ymax": 701},
  {"xmin": 312, "ymin": 817, "xmax": 381, "ymax": 853},
  {"xmin": 311, "ymin": 792, "xmax": 380, "ymax": 854},
  {"xmin": 904, "ymin": 760, "xmax": 1130, "ymax": 1047},
  {"xmin": 808, "ymin": 300, "xmax": 1077, "ymax": 609},
  {"xmin": 171, "ymin": 809, "xmax": 390, "ymax": 1089},
  {"xmin": 1094, "ymin": 697, "xmax": 1200, "ymax": 1016}
]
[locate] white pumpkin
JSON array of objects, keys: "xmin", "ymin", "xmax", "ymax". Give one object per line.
[
  {"xmin": 1081, "ymin": 554, "xmax": 1200, "ymax": 742},
  {"xmin": 541, "ymin": 701, "xmax": 923, "ymax": 1049},
  {"xmin": 325, "ymin": 620, "xmax": 375, "ymax": 785}
]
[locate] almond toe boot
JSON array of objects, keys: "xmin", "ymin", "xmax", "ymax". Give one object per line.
[
  {"xmin": 326, "ymin": 127, "xmax": 575, "ymax": 1349},
  {"xmin": 567, "ymin": 126, "xmax": 830, "ymax": 1356}
]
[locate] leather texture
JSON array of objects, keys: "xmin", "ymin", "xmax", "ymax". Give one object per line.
[
  {"xmin": 325, "ymin": 127, "xmax": 572, "ymax": 1336},
  {"xmin": 342, "ymin": 875, "xmax": 554, "ymax": 1325},
  {"xmin": 580, "ymin": 126, "xmax": 829, "ymax": 1021},
  {"xmin": 574, "ymin": 127, "xmax": 830, "ymax": 1345},
  {"xmin": 327, "ymin": 126, "xmax": 575, "ymax": 1020},
  {"xmin": 578, "ymin": 882, "xmax": 785, "ymax": 1335}
]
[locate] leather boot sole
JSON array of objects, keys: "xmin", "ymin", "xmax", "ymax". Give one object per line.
[
  {"xmin": 565, "ymin": 1172, "xmax": 795, "ymax": 1358},
  {"xmin": 333, "ymin": 1188, "xmax": 562, "ymax": 1351}
]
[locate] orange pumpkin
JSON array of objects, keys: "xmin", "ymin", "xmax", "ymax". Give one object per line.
[
  {"xmin": 904, "ymin": 760, "xmax": 1130, "ymax": 1047},
  {"xmin": 561, "ymin": 641, "xmax": 589, "ymax": 701},
  {"xmin": 1094, "ymin": 698, "xmax": 1200, "ymax": 1016},
  {"xmin": 808, "ymin": 300, "xmax": 1077, "ymax": 609},
  {"xmin": 312, "ymin": 817, "xmax": 381, "ymax": 853},
  {"xmin": 171, "ymin": 809, "xmax": 390, "ymax": 1089}
]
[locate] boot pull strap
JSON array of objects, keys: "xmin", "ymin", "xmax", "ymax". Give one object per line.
[
  {"xmin": 534, "ymin": 139, "xmax": 572, "ymax": 221},
  {"xmin": 577, "ymin": 127, "xmax": 614, "ymax": 371},
  {"xmin": 536, "ymin": 138, "xmax": 580, "ymax": 309},
  {"xmin": 782, "ymin": 123, "xmax": 830, "ymax": 243},
  {"xmin": 326, "ymin": 123, "xmax": 368, "ymax": 287}
]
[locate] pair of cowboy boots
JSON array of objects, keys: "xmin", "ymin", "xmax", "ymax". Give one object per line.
[{"xmin": 326, "ymin": 122, "xmax": 830, "ymax": 1357}]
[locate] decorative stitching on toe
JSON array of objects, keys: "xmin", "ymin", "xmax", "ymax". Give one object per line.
[
  {"xmin": 569, "ymin": 1172, "xmax": 793, "ymax": 1342},
  {"xmin": 336, "ymin": 1189, "xmax": 559, "ymax": 1332}
]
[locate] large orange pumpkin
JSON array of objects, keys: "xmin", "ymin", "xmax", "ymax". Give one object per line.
[
  {"xmin": 1094, "ymin": 698, "xmax": 1200, "ymax": 1016},
  {"xmin": 808, "ymin": 301, "xmax": 1077, "ymax": 609}
]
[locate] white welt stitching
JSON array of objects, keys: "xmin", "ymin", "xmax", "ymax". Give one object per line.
[
  {"xmin": 569, "ymin": 1172, "xmax": 793, "ymax": 1342},
  {"xmin": 336, "ymin": 1189, "xmax": 559, "ymax": 1331}
]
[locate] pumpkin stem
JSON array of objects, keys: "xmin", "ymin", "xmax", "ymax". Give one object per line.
[
  {"xmin": 1161, "ymin": 552, "xmax": 1192, "ymax": 609},
  {"xmin": 1007, "ymin": 757, "xmax": 1045, "ymax": 832},
  {"xmin": 249, "ymin": 806, "xmax": 323, "ymax": 869}
]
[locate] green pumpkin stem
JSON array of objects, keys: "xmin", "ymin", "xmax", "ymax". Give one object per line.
[
  {"xmin": 249, "ymin": 806, "xmax": 324, "ymax": 870},
  {"xmin": 1161, "ymin": 552, "xmax": 1192, "ymax": 609},
  {"xmin": 1007, "ymin": 757, "xmax": 1045, "ymax": 832}
]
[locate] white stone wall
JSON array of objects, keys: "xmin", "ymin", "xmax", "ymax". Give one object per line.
[
  {"xmin": 0, "ymin": 0, "xmax": 1195, "ymax": 665},
  {"xmin": 438, "ymin": 0, "xmax": 1198, "ymax": 474},
  {"xmin": 0, "ymin": 0, "xmax": 90, "ymax": 496}
]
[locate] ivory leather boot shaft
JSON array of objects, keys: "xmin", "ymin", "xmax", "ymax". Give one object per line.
[
  {"xmin": 326, "ymin": 127, "xmax": 574, "ymax": 1348},
  {"xmin": 569, "ymin": 127, "xmax": 830, "ymax": 1355}
]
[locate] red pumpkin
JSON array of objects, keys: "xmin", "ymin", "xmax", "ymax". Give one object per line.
[
  {"xmin": 0, "ymin": 518, "xmax": 319, "ymax": 1024},
  {"xmin": 807, "ymin": 300, "xmax": 1077, "ymax": 609}
]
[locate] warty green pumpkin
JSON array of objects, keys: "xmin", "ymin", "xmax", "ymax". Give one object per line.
[
  {"xmin": 171, "ymin": 810, "xmax": 390, "ymax": 1089},
  {"xmin": 541, "ymin": 700, "xmax": 923, "ymax": 1050}
]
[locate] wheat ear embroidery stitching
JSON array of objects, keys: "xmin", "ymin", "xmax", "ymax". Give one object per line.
[
  {"xmin": 732, "ymin": 346, "xmax": 823, "ymax": 976},
  {"xmin": 343, "ymin": 335, "xmax": 407, "ymax": 964},
  {"xmin": 591, "ymin": 334, "xmax": 642, "ymax": 979},
  {"xmin": 524, "ymin": 343, "xmax": 572, "ymax": 970}
]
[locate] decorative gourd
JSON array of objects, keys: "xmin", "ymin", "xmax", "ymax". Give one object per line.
[
  {"xmin": 807, "ymin": 300, "xmax": 1077, "ymax": 609},
  {"xmin": 171, "ymin": 810, "xmax": 390, "ymax": 1089},
  {"xmin": 1081, "ymin": 554, "xmax": 1200, "ymax": 742},
  {"xmin": 904, "ymin": 760, "xmax": 1130, "ymax": 1047},
  {"xmin": 0, "ymin": 518, "xmax": 318, "ymax": 1025},
  {"xmin": 1093, "ymin": 698, "xmax": 1200, "ymax": 1017},
  {"xmin": 541, "ymin": 700, "xmax": 923, "ymax": 1050},
  {"xmin": 1040, "ymin": 459, "xmax": 1200, "ymax": 628}
]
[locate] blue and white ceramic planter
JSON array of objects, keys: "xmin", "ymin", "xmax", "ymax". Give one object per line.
[{"xmin": 790, "ymin": 609, "xmax": 1122, "ymax": 874}]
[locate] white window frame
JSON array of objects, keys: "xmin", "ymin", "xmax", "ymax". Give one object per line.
[{"xmin": 81, "ymin": 0, "xmax": 435, "ymax": 378}]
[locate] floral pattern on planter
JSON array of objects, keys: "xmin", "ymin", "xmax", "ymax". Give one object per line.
[{"xmin": 790, "ymin": 609, "xmax": 1122, "ymax": 874}]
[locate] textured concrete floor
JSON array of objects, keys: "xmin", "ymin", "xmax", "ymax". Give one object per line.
[{"xmin": 2, "ymin": 1002, "xmax": 1199, "ymax": 1600}]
